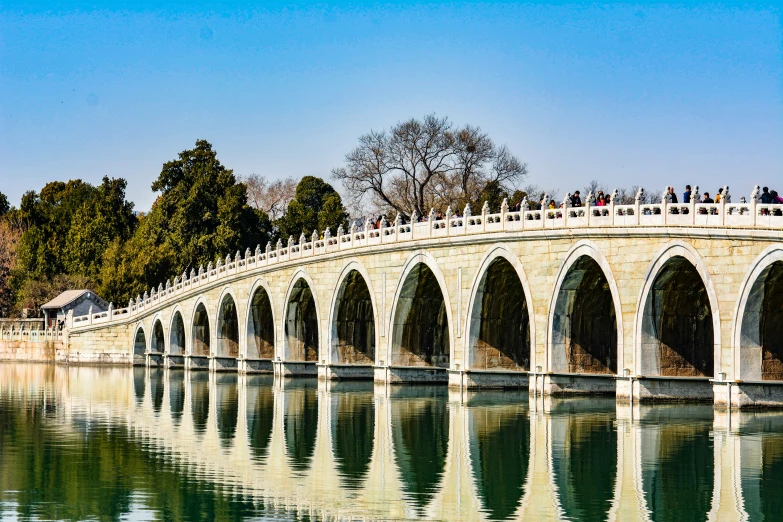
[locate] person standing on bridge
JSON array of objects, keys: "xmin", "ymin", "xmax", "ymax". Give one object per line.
[
  {"xmin": 570, "ymin": 191, "xmax": 582, "ymax": 207},
  {"xmin": 683, "ymin": 185, "xmax": 692, "ymax": 204}
]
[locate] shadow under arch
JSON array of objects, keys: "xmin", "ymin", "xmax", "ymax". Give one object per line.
[
  {"xmin": 246, "ymin": 281, "xmax": 275, "ymax": 359},
  {"xmin": 735, "ymin": 247, "xmax": 783, "ymax": 380},
  {"xmin": 284, "ymin": 379, "xmax": 318, "ymax": 472},
  {"xmin": 190, "ymin": 372, "xmax": 210, "ymax": 434},
  {"xmin": 550, "ymin": 251, "xmax": 619, "ymax": 375},
  {"xmin": 331, "ymin": 382, "xmax": 375, "ymax": 490},
  {"xmin": 550, "ymin": 399, "xmax": 617, "ymax": 522},
  {"xmin": 467, "ymin": 252, "xmax": 531, "ymax": 371},
  {"xmin": 246, "ymin": 375, "xmax": 274, "ymax": 462},
  {"xmin": 638, "ymin": 251, "xmax": 716, "ymax": 377},
  {"xmin": 390, "ymin": 259, "xmax": 451, "ymax": 368},
  {"xmin": 216, "ymin": 292, "xmax": 240, "ymax": 358},
  {"xmin": 150, "ymin": 319, "xmax": 165, "ymax": 354},
  {"xmin": 169, "ymin": 310, "xmax": 186, "ymax": 355},
  {"xmin": 285, "ymin": 276, "xmax": 319, "ymax": 362},
  {"xmin": 466, "ymin": 392, "xmax": 530, "ymax": 520},
  {"xmin": 215, "ymin": 374, "xmax": 238, "ymax": 447},
  {"xmin": 390, "ymin": 387, "xmax": 449, "ymax": 513},
  {"xmin": 331, "ymin": 267, "xmax": 376, "ymax": 365},
  {"xmin": 191, "ymin": 301, "xmax": 211, "ymax": 357}
]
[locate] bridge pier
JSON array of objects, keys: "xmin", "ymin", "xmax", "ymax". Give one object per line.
[
  {"xmin": 164, "ymin": 354, "xmax": 185, "ymax": 369},
  {"xmin": 448, "ymin": 369, "xmax": 529, "ymax": 389},
  {"xmin": 210, "ymin": 356, "xmax": 238, "ymax": 372},
  {"xmin": 241, "ymin": 357, "xmax": 274, "ymax": 374},
  {"xmin": 317, "ymin": 363, "xmax": 374, "ymax": 380},
  {"xmin": 273, "ymin": 359, "xmax": 317, "ymax": 377},
  {"xmin": 185, "ymin": 354, "xmax": 209, "ymax": 371},
  {"xmin": 145, "ymin": 352, "xmax": 164, "ymax": 368}
]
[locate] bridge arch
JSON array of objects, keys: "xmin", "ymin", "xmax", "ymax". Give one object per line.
[
  {"xmin": 132, "ymin": 322, "xmax": 147, "ymax": 357},
  {"xmin": 215, "ymin": 287, "xmax": 241, "ymax": 358},
  {"xmin": 284, "ymin": 270, "xmax": 321, "ymax": 362},
  {"xmin": 388, "ymin": 252, "xmax": 453, "ymax": 368},
  {"xmin": 734, "ymin": 246, "xmax": 783, "ymax": 381},
  {"xmin": 169, "ymin": 306, "xmax": 186, "ymax": 355},
  {"xmin": 150, "ymin": 314, "xmax": 165, "ymax": 353},
  {"xmin": 329, "ymin": 261, "xmax": 378, "ymax": 365},
  {"xmin": 466, "ymin": 245, "xmax": 534, "ymax": 371},
  {"xmin": 548, "ymin": 241, "xmax": 623, "ymax": 374},
  {"xmin": 635, "ymin": 241, "xmax": 720, "ymax": 377},
  {"xmin": 246, "ymin": 278, "xmax": 276, "ymax": 360},
  {"xmin": 190, "ymin": 297, "xmax": 212, "ymax": 357}
]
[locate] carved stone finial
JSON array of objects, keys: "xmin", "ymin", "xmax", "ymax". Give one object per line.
[
  {"xmin": 610, "ymin": 189, "xmax": 618, "ymax": 202},
  {"xmin": 245, "ymin": 247, "xmax": 251, "ymax": 260},
  {"xmin": 463, "ymin": 203, "xmax": 472, "ymax": 218},
  {"xmin": 299, "ymin": 232, "xmax": 306, "ymax": 244},
  {"xmin": 661, "ymin": 187, "xmax": 671, "ymax": 204},
  {"xmin": 266, "ymin": 242, "xmax": 271, "ymax": 254},
  {"xmin": 501, "ymin": 198, "xmax": 509, "ymax": 213},
  {"xmin": 158, "ymin": 283, "xmax": 164, "ymax": 293},
  {"xmin": 143, "ymin": 291, "xmax": 149, "ymax": 300},
  {"xmin": 750, "ymin": 185, "xmax": 760, "ymax": 202},
  {"xmin": 410, "ymin": 210, "xmax": 419, "ymax": 223},
  {"xmin": 586, "ymin": 191, "xmax": 595, "ymax": 205},
  {"xmin": 693, "ymin": 185, "xmax": 701, "ymax": 202},
  {"xmin": 276, "ymin": 238, "xmax": 283, "ymax": 250},
  {"xmin": 324, "ymin": 228, "xmax": 332, "ymax": 239},
  {"xmin": 563, "ymin": 192, "xmax": 572, "ymax": 208},
  {"xmin": 722, "ymin": 185, "xmax": 731, "ymax": 203},
  {"xmin": 311, "ymin": 230, "xmax": 318, "ymax": 242},
  {"xmin": 429, "ymin": 208, "xmax": 436, "ymax": 221},
  {"xmin": 225, "ymin": 253, "xmax": 231, "ymax": 265},
  {"xmin": 129, "ymin": 298, "xmax": 134, "ymax": 308},
  {"xmin": 380, "ymin": 216, "xmax": 388, "ymax": 228},
  {"xmin": 337, "ymin": 225, "xmax": 345, "ymax": 236},
  {"xmin": 482, "ymin": 200, "xmax": 490, "ymax": 215},
  {"xmin": 446, "ymin": 205, "xmax": 453, "ymax": 217},
  {"xmin": 520, "ymin": 196, "xmax": 529, "ymax": 211},
  {"xmin": 288, "ymin": 235, "xmax": 294, "ymax": 247},
  {"xmin": 255, "ymin": 244, "xmax": 261, "ymax": 257},
  {"xmin": 635, "ymin": 187, "xmax": 645, "ymax": 203}
]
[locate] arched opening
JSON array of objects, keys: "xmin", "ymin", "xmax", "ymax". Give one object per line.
[
  {"xmin": 247, "ymin": 287, "xmax": 274, "ymax": 359},
  {"xmin": 151, "ymin": 320, "xmax": 165, "ymax": 353},
  {"xmin": 190, "ymin": 372, "xmax": 210, "ymax": 434},
  {"xmin": 552, "ymin": 256, "xmax": 617, "ymax": 374},
  {"xmin": 192, "ymin": 303, "xmax": 210, "ymax": 357},
  {"xmin": 332, "ymin": 384, "xmax": 375, "ymax": 490},
  {"xmin": 170, "ymin": 312, "xmax": 185, "ymax": 355},
  {"xmin": 468, "ymin": 397, "xmax": 529, "ymax": 520},
  {"xmin": 216, "ymin": 375, "xmax": 238, "ymax": 447},
  {"xmin": 641, "ymin": 256, "xmax": 714, "ymax": 377},
  {"xmin": 332, "ymin": 270, "xmax": 375, "ymax": 364},
  {"xmin": 216, "ymin": 294, "xmax": 239, "ymax": 358},
  {"xmin": 133, "ymin": 327, "xmax": 146, "ymax": 356},
  {"xmin": 739, "ymin": 261, "xmax": 783, "ymax": 380},
  {"xmin": 391, "ymin": 263, "xmax": 450, "ymax": 368},
  {"xmin": 552, "ymin": 404, "xmax": 617, "ymax": 522},
  {"xmin": 285, "ymin": 279, "xmax": 319, "ymax": 362},
  {"xmin": 284, "ymin": 380, "xmax": 318, "ymax": 471},
  {"xmin": 469, "ymin": 257, "xmax": 530, "ymax": 371},
  {"xmin": 246, "ymin": 376, "xmax": 274, "ymax": 462},
  {"xmin": 391, "ymin": 387, "xmax": 449, "ymax": 513}
]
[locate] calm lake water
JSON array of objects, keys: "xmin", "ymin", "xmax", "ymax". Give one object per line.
[{"xmin": 1, "ymin": 365, "xmax": 782, "ymax": 521}]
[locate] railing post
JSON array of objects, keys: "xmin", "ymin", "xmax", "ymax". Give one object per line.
[
  {"xmin": 481, "ymin": 201, "xmax": 489, "ymax": 232},
  {"xmin": 609, "ymin": 189, "xmax": 618, "ymax": 225},
  {"xmin": 429, "ymin": 209, "xmax": 435, "ymax": 238},
  {"xmin": 108, "ymin": 302, "xmax": 114, "ymax": 323},
  {"xmin": 445, "ymin": 206, "xmax": 453, "ymax": 236},
  {"xmin": 720, "ymin": 185, "xmax": 730, "ymax": 226},
  {"xmin": 690, "ymin": 185, "xmax": 700, "ymax": 225},
  {"xmin": 463, "ymin": 203, "xmax": 472, "ymax": 235},
  {"xmin": 634, "ymin": 187, "xmax": 643, "ymax": 226},
  {"xmin": 662, "ymin": 188, "xmax": 671, "ymax": 225},
  {"xmin": 563, "ymin": 192, "xmax": 572, "ymax": 228},
  {"xmin": 750, "ymin": 185, "xmax": 759, "ymax": 227}
]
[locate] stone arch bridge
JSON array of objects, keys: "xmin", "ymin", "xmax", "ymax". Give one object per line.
[{"xmin": 66, "ymin": 191, "xmax": 783, "ymax": 408}]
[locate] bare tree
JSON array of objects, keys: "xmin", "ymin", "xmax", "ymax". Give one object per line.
[
  {"xmin": 333, "ymin": 114, "xmax": 527, "ymax": 217},
  {"xmin": 0, "ymin": 221, "xmax": 21, "ymax": 317},
  {"xmin": 241, "ymin": 174, "xmax": 297, "ymax": 220}
]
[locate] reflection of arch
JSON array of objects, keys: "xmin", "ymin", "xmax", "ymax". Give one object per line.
[
  {"xmin": 467, "ymin": 399, "xmax": 529, "ymax": 520},
  {"xmin": 216, "ymin": 289, "xmax": 240, "ymax": 358},
  {"xmin": 284, "ymin": 380, "xmax": 319, "ymax": 471},
  {"xmin": 150, "ymin": 316, "xmax": 165, "ymax": 353},
  {"xmin": 168, "ymin": 370, "xmax": 185, "ymax": 424},
  {"xmin": 330, "ymin": 262, "xmax": 378, "ymax": 365},
  {"xmin": 284, "ymin": 271, "xmax": 320, "ymax": 362},
  {"xmin": 548, "ymin": 241, "xmax": 623, "ymax": 374},
  {"xmin": 390, "ymin": 388, "xmax": 449, "ymax": 513},
  {"xmin": 734, "ymin": 246, "xmax": 783, "ymax": 380},
  {"xmin": 132, "ymin": 366, "xmax": 145, "ymax": 404},
  {"xmin": 190, "ymin": 372, "xmax": 210, "ymax": 434},
  {"xmin": 169, "ymin": 308, "xmax": 186, "ymax": 356},
  {"xmin": 215, "ymin": 374, "xmax": 238, "ymax": 447},
  {"xmin": 466, "ymin": 245, "xmax": 533, "ymax": 371},
  {"xmin": 150, "ymin": 367, "xmax": 164, "ymax": 413},
  {"xmin": 246, "ymin": 376, "xmax": 274, "ymax": 462},
  {"xmin": 191, "ymin": 298, "xmax": 211, "ymax": 357},
  {"xmin": 246, "ymin": 279, "xmax": 275, "ymax": 360},
  {"xmin": 133, "ymin": 323, "xmax": 147, "ymax": 355},
  {"xmin": 551, "ymin": 406, "xmax": 617, "ymax": 521},
  {"xmin": 635, "ymin": 242, "xmax": 720, "ymax": 377},
  {"xmin": 332, "ymin": 385, "xmax": 375, "ymax": 489},
  {"xmin": 389, "ymin": 252, "xmax": 453, "ymax": 368}
]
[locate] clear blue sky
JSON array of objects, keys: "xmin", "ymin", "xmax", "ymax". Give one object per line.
[{"xmin": 1, "ymin": 2, "xmax": 781, "ymax": 210}]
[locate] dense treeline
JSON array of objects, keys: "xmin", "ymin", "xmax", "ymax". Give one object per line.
[{"xmin": 0, "ymin": 140, "xmax": 348, "ymax": 316}]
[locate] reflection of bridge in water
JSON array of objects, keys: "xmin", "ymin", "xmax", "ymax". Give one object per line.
[{"xmin": 3, "ymin": 364, "xmax": 783, "ymax": 521}]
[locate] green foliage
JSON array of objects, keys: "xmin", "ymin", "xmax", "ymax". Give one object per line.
[
  {"xmin": 97, "ymin": 140, "xmax": 272, "ymax": 304},
  {"xmin": 0, "ymin": 191, "xmax": 9, "ymax": 217},
  {"xmin": 276, "ymin": 176, "xmax": 348, "ymax": 240}
]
